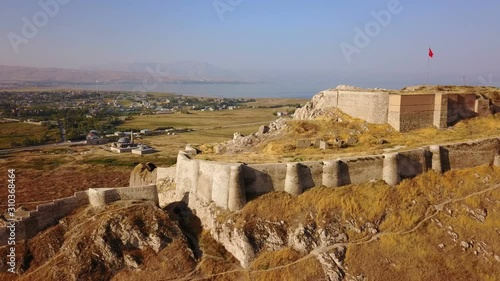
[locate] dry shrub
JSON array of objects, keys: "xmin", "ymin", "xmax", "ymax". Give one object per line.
[
  {"xmin": 251, "ymin": 248, "xmax": 304, "ymax": 270},
  {"xmin": 289, "ymin": 120, "xmax": 320, "ymax": 136},
  {"xmin": 262, "ymin": 142, "xmax": 296, "ymax": 155},
  {"xmin": 250, "ymin": 256, "xmax": 325, "ymax": 281}
]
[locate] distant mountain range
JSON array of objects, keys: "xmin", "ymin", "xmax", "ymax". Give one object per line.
[
  {"xmin": 81, "ymin": 61, "xmax": 250, "ymax": 82},
  {"xmin": 0, "ymin": 62, "xmax": 253, "ymax": 86}
]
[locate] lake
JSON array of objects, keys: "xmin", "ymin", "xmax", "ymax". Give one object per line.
[{"xmin": 61, "ymin": 81, "xmax": 336, "ymax": 99}]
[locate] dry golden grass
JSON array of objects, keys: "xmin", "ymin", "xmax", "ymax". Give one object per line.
[
  {"xmin": 236, "ymin": 114, "xmax": 499, "ymax": 163},
  {"xmin": 187, "ymin": 165, "xmax": 500, "ymax": 280},
  {"xmin": 221, "ymin": 165, "xmax": 499, "ymax": 260},
  {"xmin": 250, "ymin": 256, "xmax": 325, "ymax": 281},
  {"xmin": 251, "ymin": 248, "xmax": 304, "ymax": 270}
]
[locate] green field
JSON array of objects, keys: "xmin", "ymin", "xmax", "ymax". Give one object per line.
[
  {"xmin": 0, "ymin": 122, "xmax": 59, "ymax": 149},
  {"xmin": 117, "ymin": 108, "xmax": 286, "ymax": 131},
  {"xmin": 116, "ymin": 107, "xmax": 294, "ymax": 156}
]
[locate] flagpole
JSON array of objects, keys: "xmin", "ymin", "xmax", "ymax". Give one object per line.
[
  {"xmin": 427, "ymin": 56, "xmax": 429, "ymax": 85},
  {"xmin": 427, "ymin": 46, "xmax": 430, "ymax": 85}
]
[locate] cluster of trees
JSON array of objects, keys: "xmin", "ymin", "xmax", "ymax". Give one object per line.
[
  {"xmin": 64, "ymin": 116, "xmax": 125, "ymax": 141},
  {"xmin": 10, "ymin": 134, "xmax": 51, "ymax": 147}
]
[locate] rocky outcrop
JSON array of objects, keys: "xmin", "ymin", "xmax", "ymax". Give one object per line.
[
  {"xmin": 181, "ymin": 190, "xmax": 350, "ymax": 272},
  {"xmin": 129, "ymin": 162, "xmax": 157, "ymax": 187},
  {"xmin": 293, "ymin": 85, "xmax": 363, "ymax": 120},
  {"xmin": 214, "ymin": 118, "xmax": 289, "ymax": 154},
  {"xmin": 2, "ymin": 201, "xmax": 197, "ymax": 280}
]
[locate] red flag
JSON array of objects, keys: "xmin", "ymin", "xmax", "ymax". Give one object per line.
[{"xmin": 428, "ymin": 48, "xmax": 434, "ymax": 58}]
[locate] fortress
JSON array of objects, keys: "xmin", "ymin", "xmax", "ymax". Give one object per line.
[
  {"xmin": 169, "ymin": 137, "xmax": 500, "ymax": 212},
  {"xmin": 1, "ymin": 85, "xmax": 499, "ymax": 269},
  {"xmin": 1, "ymin": 136, "xmax": 499, "ymax": 243},
  {"xmin": 294, "ymin": 86, "xmax": 495, "ymax": 132},
  {"xmin": 1, "ymin": 136, "xmax": 499, "ymax": 266}
]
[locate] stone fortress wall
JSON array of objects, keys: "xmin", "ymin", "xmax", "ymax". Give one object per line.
[
  {"xmin": 1, "ymin": 137, "xmax": 498, "ymax": 247},
  {"xmin": 296, "ymin": 87, "xmax": 493, "ymax": 132},
  {"xmin": 166, "ymin": 137, "xmax": 500, "ymax": 212},
  {"xmin": 0, "ymin": 185, "xmax": 158, "ymax": 246}
]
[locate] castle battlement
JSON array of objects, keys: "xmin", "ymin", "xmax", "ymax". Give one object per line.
[{"xmin": 165, "ymin": 137, "xmax": 500, "ymax": 212}]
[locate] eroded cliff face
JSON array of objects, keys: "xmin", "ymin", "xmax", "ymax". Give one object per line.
[
  {"xmin": 294, "ymin": 90, "xmax": 339, "ymax": 120},
  {"xmin": 167, "ymin": 165, "xmax": 500, "ymax": 281},
  {"xmin": 0, "ymin": 201, "xmax": 198, "ymax": 281},
  {"xmin": 180, "ymin": 190, "xmax": 352, "ymax": 279}
]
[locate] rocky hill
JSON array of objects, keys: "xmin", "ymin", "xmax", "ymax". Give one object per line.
[{"xmin": 1, "ymin": 165, "xmax": 498, "ymax": 280}]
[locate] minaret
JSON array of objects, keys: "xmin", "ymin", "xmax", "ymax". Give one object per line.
[{"xmin": 130, "ymin": 130, "xmax": 134, "ymax": 145}]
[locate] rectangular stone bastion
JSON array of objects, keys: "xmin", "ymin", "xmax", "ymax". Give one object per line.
[
  {"xmin": 168, "ymin": 137, "xmax": 500, "ymax": 211},
  {"xmin": 0, "ymin": 185, "xmax": 158, "ymax": 246},
  {"xmin": 313, "ymin": 89, "xmax": 490, "ymax": 132}
]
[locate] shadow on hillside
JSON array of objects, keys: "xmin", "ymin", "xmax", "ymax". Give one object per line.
[{"xmin": 164, "ymin": 201, "xmax": 203, "ymax": 259}]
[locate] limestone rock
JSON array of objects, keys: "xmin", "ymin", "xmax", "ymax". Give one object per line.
[
  {"xmin": 297, "ymin": 139, "xmax": 311, "ymax": 149},
  {"xmin": 465, "ymin": 207, "xmax": 487, "ymax": 223},
  {"xmin": 257, "ymin": 125, "xmax": 270, "ymax": 135},
  {"xmin": 315, "ymin": 251, "xmax": 344, "ymax": 281},
  {"xmin": 319, "ymin": 141, "xmax": 329, "ymax": 150},
  {"xmin": 313, "ymin": 138, "xmax": 324, "ymax": 148},
  {"xmin": 184, "ymin": 144, "xmax": 198, "ymax": 155},
  {"xmin": 335, "ymin": 85, "xmax": 362, "ymax": 91},
  {"xmin": 129, "ymin": 162, "xmax": 157, "ymax": 187},
  {"xmin": 460, "ymin": 241, "xmax": 471, "ymax": 250},
  {"xmin": 346, "ymin": 136, "xmax": 358, "ymax": 146},
  {"xmin": 377, "ymin": 139, "xmax": 388, "ymax": 145},
  {"xmin": 336, "ymin": 140, "xmax": 346, "ymax": 148}
]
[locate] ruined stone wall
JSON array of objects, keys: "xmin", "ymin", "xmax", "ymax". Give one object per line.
[
  {"xmin": 398, "ymin": 148, "xmax": 429, "ymax": 179},
  {"xmin": 88, "ymin": 185, "xmax": 159, "ymax": 207},
  {"xmin": 337, "ymin": 91, "xmax": 389, "ymax": 124},
  {"xmin": 173, "ymin": 137, "xmax": 500, "ymax": 212},
  {"xmin": 175, "ymin": 152, "xmax": 244, "ymax": 210},
  {"xmin": 0, "ymin": 184, "xmax": 160, "ymax": 246},
  {"xmin": 446, "ymin": 94, "xmax": 477, "ymax": 125},
  {"xmin": 440, "ymin": 138, "xmax": 499, "ymax": 171},
  {"xmin": 242, "ymin": 163, "xmax": 287, "ymax": 195},
  {"xmin": 156, "ymin": 167, "xmax": 176, "ymax": 183},
  {"xmin": 388, "ymin": 94, "xmax": 436, "ymax": 132},
  {"xmin": 389, "ymin": 93, "xmax": 481, "ymax": 132},
  {"xmin": 339, "ymin": 156, "xmax": 384, "ymax": 185},
  {"xmin": 298, "ymin": 89, "xmax": 487, "ymax": 132},
  {"xmin": 170, "ymin": 137, "xmax": 499, "ymax": 270},
  {"xmin": 294, "ymin": 89, "xmax": 389, "ymax": 124},
  {"xmin": 0, "ymin": 191, "xmax": 89, "ymax": 245}
]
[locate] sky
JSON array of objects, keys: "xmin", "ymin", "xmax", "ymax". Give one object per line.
[{"xmin": 1, "ymin": 0, "xmax": 500, "ymax": 88}]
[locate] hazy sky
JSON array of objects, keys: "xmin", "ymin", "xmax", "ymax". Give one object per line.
[{"xmin": 1, "ymin": 0, "xmax": 500, "ymax": 87}]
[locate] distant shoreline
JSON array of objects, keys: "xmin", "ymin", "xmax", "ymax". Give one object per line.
[{"xmin": 0, "ymin": 81, "xmax": 320, "ymax": 99}]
